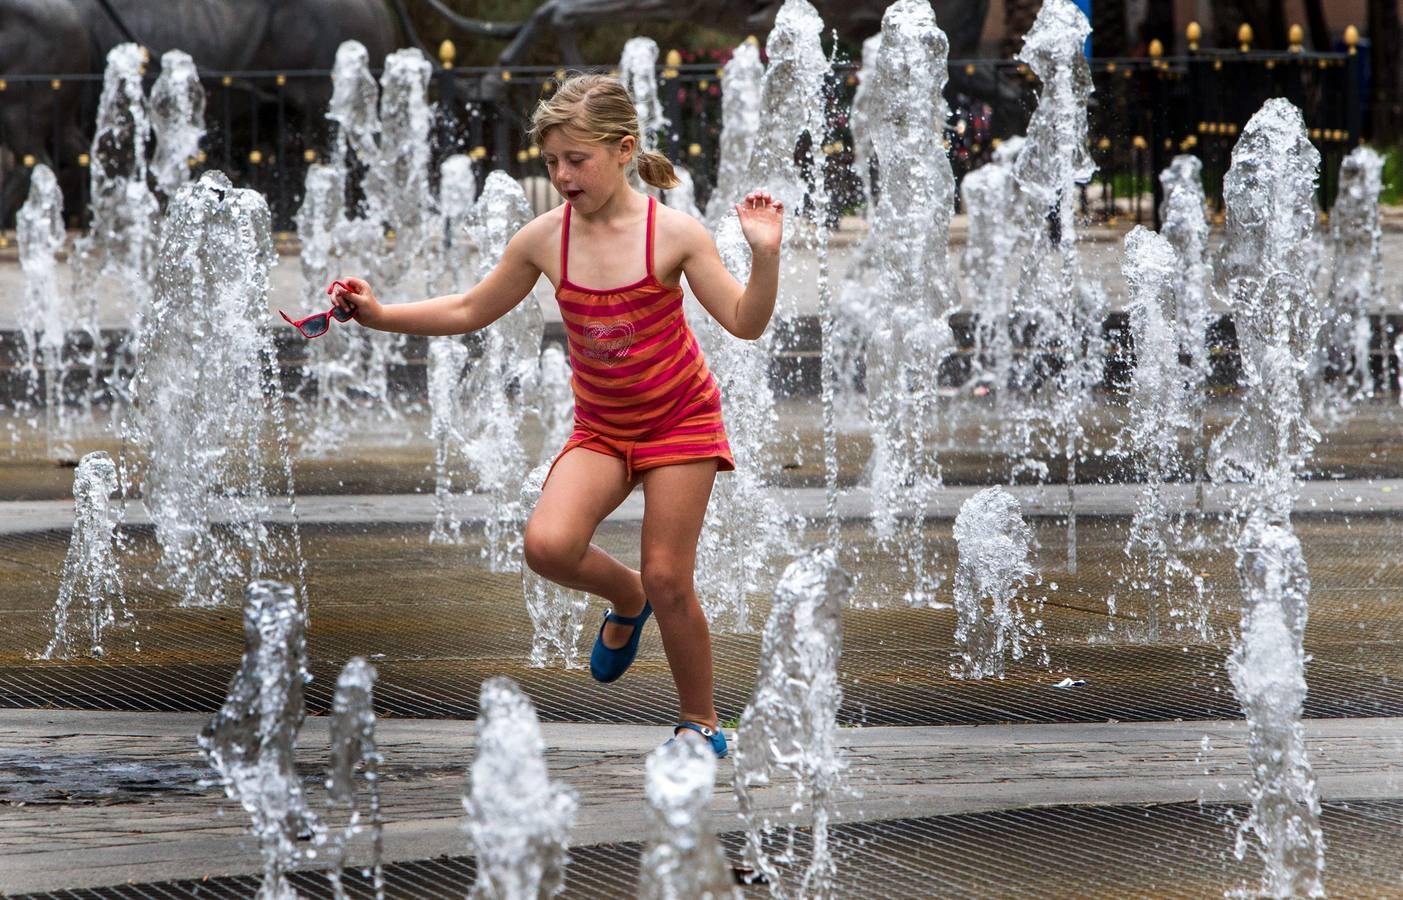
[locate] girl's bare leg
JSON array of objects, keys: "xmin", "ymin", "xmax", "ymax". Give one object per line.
[
  {"xmin": 638, "ymin": 459, "xmax": 719, "ymax": 729},
  {"xmin": 523, "ymin": 448, "xmax": 646, "ymax": 644}
]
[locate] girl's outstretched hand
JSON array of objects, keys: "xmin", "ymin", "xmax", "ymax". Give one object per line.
[
  {"xmin": 736, "ymin": 191, "xmax": 783, "ymax": 258},
  {"xmin": 330, "ymin": 276, "xmax": 382, "ymax": 325}
]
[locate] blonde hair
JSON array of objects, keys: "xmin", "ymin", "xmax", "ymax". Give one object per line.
[{"xmin": 529, "ymin": 73, "xmax": 680, "ymax": 190}]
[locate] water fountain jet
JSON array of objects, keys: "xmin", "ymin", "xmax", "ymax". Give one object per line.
[{"xmin": 462, "ymin": 677, "xmax": 577, "ymax": 898}]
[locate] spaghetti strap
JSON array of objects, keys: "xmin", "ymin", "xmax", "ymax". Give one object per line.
[
  {"xmin": 560, "ymin": 203, "xmax": 572, "ymax": 283},
  {"xmin": 645, "ymin": 196, "xmax": 656, "ymax": 278}
]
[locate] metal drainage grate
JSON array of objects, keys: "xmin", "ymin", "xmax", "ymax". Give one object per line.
[
  {"xmin": 4, "ymin": 520, "xmax": 1403, "ymax": 727},
  {"xmin": 9, "ymin": 800, "xmax": 1403, "ymax": 899}
]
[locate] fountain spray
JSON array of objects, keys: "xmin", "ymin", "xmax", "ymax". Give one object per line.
[
  {"xmin": 1214, "ymin": 98, "xmax": 1326, "ymax": 896},
  {"xmin": 690, "ymin": 215, "xmax": 799, "ymax": 631},
  {"xmin": 1120, "ymin": 226, "xmax": 1204, "ymax": 639},
  {"xmin": 200, "ymin": 581, "xmax": 320, "ymax": 900},
  {"xmin": 324, "ymin": 657, "xmax": 384, "ymax": 900},
  {"xmin": 861, "ymin": 0, "xmax": 958, "ymax": 607},
  {"xmin": 463, "ymin": 677, "xmax": 578, "ymax": 898},
  {"xmin": 640, "ymin": 737, "xmax": 739, "ymax": 899},
  {"xmin": 951, "ymin": 487, "xmax": 1041, "ymax": 679},
  {"xmin": 41, "ymin": 451, "xmax": 129, "ymax": 659},
  {"xmin": 734, "ymin": 548, "xmax": 852, "ymax": 898},
  {"xmin": 16, "ymin": 163, "xmax": 72, "ymax": 459},
  {"xmin": 148, "ymin": 50, "xmax": 205, "ymax": 203},
  {"xmin": 123, "ymin": 171, "xmax": 303, "ymax": 608},
  {"xmin": 1008, "ymin": 0, "xmax": 1100, "ymax": 574},
  {"xmin": 745, "ymin": 0, "xmax": 838, "ymax": 539}
]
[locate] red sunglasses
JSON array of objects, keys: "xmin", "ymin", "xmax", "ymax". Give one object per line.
[{"xmin": 279, "ymin": 281, "xmax": 356, "ymax": 338}]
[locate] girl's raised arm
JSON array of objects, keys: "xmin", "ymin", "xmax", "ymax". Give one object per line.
[
  {"xmin": 680, "ymin": 192, "xmax": 783, "ymax": 341},
  {"xmin": 332, "ymin": 228, "xmax": 543, "ymax": 337}
]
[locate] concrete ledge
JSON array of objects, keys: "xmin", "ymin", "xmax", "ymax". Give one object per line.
[
  {"xmin": 4, "ymin": 478, "xmax": 1403, "ymax": 536},
  {"xmin": 2, "ymin": 709, "xmax": 1399, "ymax": 893}
]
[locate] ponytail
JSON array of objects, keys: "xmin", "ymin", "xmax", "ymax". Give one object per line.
[{"xmin": 635, "ymin": 148, "xmax": 681, "ymax": 190}]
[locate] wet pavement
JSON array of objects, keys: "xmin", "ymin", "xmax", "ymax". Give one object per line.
[{"xmin": 2, "ymin": 395, "xmax": 1403, "ymax": 896}]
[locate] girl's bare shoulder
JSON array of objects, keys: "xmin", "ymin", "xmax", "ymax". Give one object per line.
[
  {"xmin": 652, "ymin": 202, "xmax": 711, "ymax": 252},
  {"xmin": 505, "ymin": 205, "xmax": 564, "ymax": 262}
]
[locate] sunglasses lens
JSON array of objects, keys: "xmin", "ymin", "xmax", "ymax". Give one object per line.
[
  {"xmin": 332, "ymin": 306, "xmax": 355, "ymax": 322},
  {"xmin": 301, "ymin": 314, "xmax": 330, "ymax": 337}
]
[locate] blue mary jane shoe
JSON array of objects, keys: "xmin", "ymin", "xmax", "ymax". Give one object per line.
[
  {"xmin": 589, "ymin": 601, "xmax": 652, "ymax": 683},
  {"xmin": 664, "ymin": 721, "xmax": 729, "ymax": 759}
]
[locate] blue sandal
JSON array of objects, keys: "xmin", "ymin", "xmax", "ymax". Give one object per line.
[
  {"xmin": 589, "ymin": 601, "xmax": 652, "ymax": 683},
  {"xmin": 665, "ymin": 721, "xmax": 729, "ymax": 759}
]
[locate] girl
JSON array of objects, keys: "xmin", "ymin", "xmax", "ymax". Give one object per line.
[{"xmin": 329, "ymin": 74, "xmax": 782, "ymax": 757}]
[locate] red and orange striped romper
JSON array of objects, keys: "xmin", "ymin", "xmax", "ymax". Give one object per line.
[{"xmin": 551, "ymin": 196, "xmax": 735, "ymax": 480}]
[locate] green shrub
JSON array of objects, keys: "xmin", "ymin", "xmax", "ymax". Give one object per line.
[{"xmin": 1382, "ymin": 146, "xmax": 1403, "ymax": 206}]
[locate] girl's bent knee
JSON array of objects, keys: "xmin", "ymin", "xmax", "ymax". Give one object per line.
[
  {"xmin": 641, "ymin": 567, "xmax": 693, "ymax": 612},
  {"xmin": 523, "ymin": 526, "xmax": 582, "ymax": 578}
]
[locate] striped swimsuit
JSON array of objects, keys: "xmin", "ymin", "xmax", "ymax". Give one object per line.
[{"xmin": 551, "ymin": 196, "xmax": 735, "ymax": 480}]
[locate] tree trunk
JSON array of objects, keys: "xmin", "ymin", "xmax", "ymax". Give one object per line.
[
  {"xmin": 1002, "ymin": 0, "xmax": 1041, "ymax": 59},
  {"xmin": 1213, "ymin": 0, "xmax": 1286, "ymax": 49},
  {"xmin": 1369, "ymin": 0, "xmax": 1402, "ymax": 144},
  {"xmin": 1091, "ymin": 0, "xmax": 1127, "ymax": 57},
  {"xmin": 1303, "ymin": 0, "xmax": 1329, "ymax": 52}
]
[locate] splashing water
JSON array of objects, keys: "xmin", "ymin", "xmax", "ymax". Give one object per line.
[
  {"xmin": 746, "ymin": 0, "xmax": 838, "ymax": 531},
  {"xmin": 848, "ymin": 34, "xmax": 882, "ymax": 211},
  {"xmin": 521, "ymin": 462, "xmax": 590, "ymax": 668},
  {"xmin": 463, "ymin": 677, "xmax": 578, "ymax": 898},
  {"xmin": 300, "ymin": 40, "xmax": 397, "ymax": 456},
  {"xmin": 458, "ymin": 172, "xmax": 544, "ymax": 570},
  {"xmin": 296, "ymin": 164, "xmax": 346, "ymax": 312},
  {"xmin": 436, "ymin": 153, "xmax": 481, "ymax": 293},
  {"xmin": 199, "ymin": 581, "xmax": 320, "ymax": 900},
  {"xmin": 41, "ymin": 451, "xmax": 129, "ymax": 659},
  {"xmin": 663, "ymin": 164, "xmax": 704, "ymax": 219},
  {"xmin": 745, "ymin": 0, "xmax": 827, "ymax": 226},
  {"xmin": 537, "ymin": 344, "xmax": 575, "ymax": 457},
  {"xmin": 704, "ymin": 39, "xmax": 764, "ymax": 225},
  {"xmin": 1319, "ymin": 146, "xmax": 1384, "ymax": 409},
  {"xmin": 620, "ymin": 37, "xmax": 667, "ymax": 154},
  {"xmin": 324, "ymin": 657, "xmax": 384, "ymax": 900},
  {"xmin": 960, "ymin": 136, "xmax": 1027, "ymax": 397},
  {"xmin": 74, "ymin": 43, "xmax": 158, "ymax": 342},
  {"xmin": 428, "ymin": 338, "xmax": 471, "ymax": 543},
  {"xmin": 691, "ymin": 215, "xmax": 798, "ymax": 631},
  {"xmin": 1008, "ymin": 0, "xmax": 1100, "ymax": 573},
  {"xmin": 951, "ymin": 487, "xmax": 1040, "ymax": 679},
  {"xmin": 16, "ymin": 163, "xmax": 74, "ymax": 459},
  {"xmin": 639, "ymin": 737, "xmax": 739, "ymax": 899},
  {"xmin": 831, "ymin": 35, "xmax": 883, "ymax": 408},
  {"xmin": 862, "ymin": 0, "xmax": 957, "ymax": 607},
  {"xmin": 1120, "ymin": 226, "xmax": 1204, "ymax": 638},
  {"xmin": 1209, "ymin": 98, "xmax": 1325, "ymax": 897},
  {"xmin": 734, "ymin": 548, "xmax": 852, "ymax": 898},
  {"xmin": 1227, "ymin": 513, "xmax": 1325, "ymax": 897},
  {"xmin": 122, "ymin": 171, "xmax": 303, "ymax": 607},
  {"xmin": 1211, "ymin": 99, "xmax": 1321, "ymax": 520},
  {"xmin": 1157, "ymin": 154, "xmax": 1214, "ymax": 518},
  {"xmin": 376, "ymin": 48, "xmax": 439, "ymax": 296},
  {"xmin": 148, "ymin": 50, "xmax": 205, "ymax": 203}
]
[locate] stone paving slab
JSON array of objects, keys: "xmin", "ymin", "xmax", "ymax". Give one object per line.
[
  {"xmin": 3, "ymin": 477, "xmax": 1403, "ymax": 536},
  {"xmin": 1, "ymin": 709, "xmax": 1400, "ymax": 894}
]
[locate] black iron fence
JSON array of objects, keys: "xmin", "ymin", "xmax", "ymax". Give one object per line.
[{"xmin": 0, "ymin": 41, "xmax": 1365, "ymax": 234}]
